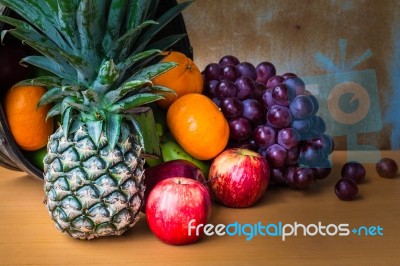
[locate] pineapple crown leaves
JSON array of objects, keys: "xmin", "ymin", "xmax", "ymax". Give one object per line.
[
  {"xmin": 37, "ymin": 59, "xmax": 177, "ymax": 149},
  {"xmin": 0, "ymin": 0, "xmax": 193, "ymax": 84},
  {"xmin": 0, "ymin": 0, "xmax": 192, "ymax": 153}
]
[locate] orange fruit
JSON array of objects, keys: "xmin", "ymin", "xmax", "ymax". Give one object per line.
[
  {"xmin": 4, "ymin": 85, "xmax": 53, "ymax": 151},
  {"xmin": 152, "ymin": 51, "xmax": 203, "ymax": 109},
  {"xmin": 166, "ymin": 93, "xmax": 229, "ymax": 160}
]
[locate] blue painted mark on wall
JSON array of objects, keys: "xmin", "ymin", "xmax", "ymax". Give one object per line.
[
  {"xmin": 302, "ymin": 39, "xmax": 383, "ymax": 161},
  {"xmin": 385, "ymin": 19, "xmax": 400, "ymax": 149}
]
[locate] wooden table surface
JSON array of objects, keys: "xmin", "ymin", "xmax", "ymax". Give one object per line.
[{"xmin": 0, "ymin": 151, "xmax": 399, "ymax": 266}]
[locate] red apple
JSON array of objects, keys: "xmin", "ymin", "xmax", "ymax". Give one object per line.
[
  {"xmin": 208, "ymin": 148, "xmax": 270, "ymax": 208},
  {"xmin": 146, "ymin": 177, "xmax": 211, "ymax": 245},
  {"xmin": 143, "ymin": 159, "xmax": 206, "ymax": 212}
]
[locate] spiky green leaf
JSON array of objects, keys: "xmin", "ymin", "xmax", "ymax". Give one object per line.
[
  {"xmin": 0, "ymin": 0, "xmax": 72, "ymax": 52},
  {"xmin": 38, "ymin": 87, "xmax": 80, "ymax": 107},
  {"xmin": 58, "ymin": 49, "xmax": 94, "ymax": 84},
  {"xmin": 86, "ymin": 120, "xmax": 103, "ymax": 147},
  {"xmin": 109, "ymin": 93, "xmax": 164, "ymax": 113},
  {"xmin": 55, "ymin": 0, "xmax": 80, "ymax": 50},
  {"xmin": 76, "ymin": 0, "xmax": 107, "ymax": 67},
  {"xmin": 21, "ymin": 56, "xmax": 77, "ymax": 82},
  {"xmin": 129, "ymin": 62, "xmax": 177, "ymax": 81},
  {"xmin": 69, "ymin": 118, "xmax": 85, "ymax": 134},
  {"xmin": 116, "ymin": 49, "xmax": 162, "ymax": 72},
  {"xmin": 129, "ymin": 107, "xmax": 161, "ymax": 156},
  {"xmin": 147, "ymin": 0, "xmax": 160, "ymax": 20},
  {"xmin": 46, "ymin": 103, "xmax": 62, "ymax": 120},
  {"xmin": 105, "ymin": 112, "xmax": 122, "ymax": 149},
  {"xmin": 67, "ymin": 102, "xmax": 93, "ymax": 114},
  {"xmin": 82, "ymin": 90, "xmax": 101, "ymax": 104},
  {"xmin": 102, "ymin": 0, "xmax": 129, "ymax": 53},
  {"xmin": 104, "ymin": 80, "xmax": 152, "ymax": 106},
  {"xmin": 125, "ymin": 0, "xmax": 152, "ymax": 31},
  {"xmin": 125, "ymin": 114, "xmax": 145, "ymax": 149},
  {"xmin": 145, "ymin": 85, "xmax": 176, "ymax": 94},
  {"xmin": 38, "ymin": 87, "xmax": 61, "ymax": 107},
  {"xmin": 14, "ymin": 76, "xmax": 67, "ymax": 88},
  {"xmin": 133, "ymin": 1, "xmax": 193, "ymax": 54},
  {"xmin": 114, "ymin": 20, "xmax": 158, "ymax": 61},
  {"xmin": 92, "ymin": 59, "xmax": 119, "ymax": 94},
  {"xmin": 62, "ymin": 105, "xmax": 73, "ymax": 139}
]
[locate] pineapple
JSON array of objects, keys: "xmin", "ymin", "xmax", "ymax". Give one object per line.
[{"xmin": 0, "ymin": 0, "xmax": 192, "ymax": 239}]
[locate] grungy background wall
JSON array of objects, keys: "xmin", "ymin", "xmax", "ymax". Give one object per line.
[{"xmin": 178, "ymin": 0, "xmax": 400, "ymax": 150}]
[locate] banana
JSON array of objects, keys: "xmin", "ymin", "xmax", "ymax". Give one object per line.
[{"xmin": 160, "ymin": 137, "xmax": 211, "ymax": 176}]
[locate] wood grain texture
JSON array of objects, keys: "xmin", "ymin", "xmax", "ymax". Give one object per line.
[
  {"xmin": 1, "ymin": 151, "xmax": 399, "ymax": 265},
  {"xmin": 178, "ymin": 0, "xmax": 400, "ymax": 150}
]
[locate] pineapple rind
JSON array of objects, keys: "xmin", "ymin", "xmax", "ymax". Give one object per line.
[{"xmin": 44, "ymin": 125, "xmax": 145, "ymax": 240}]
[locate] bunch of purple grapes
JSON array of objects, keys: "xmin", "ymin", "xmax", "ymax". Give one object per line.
[{"xmin": 202, "ymin": 55, "xmax": 334, "ymax": 189}]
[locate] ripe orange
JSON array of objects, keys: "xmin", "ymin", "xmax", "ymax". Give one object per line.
[
  {"xmin": 152, "ymin": 51, "xmax": 203, "ymax": 109},
  {"xmin": 4, "ymin": 85, "xmax": 53, "ymax": 151},
  {"xmin": 166, "ymin": 93, "xmax": 229, "ymax": 160}
]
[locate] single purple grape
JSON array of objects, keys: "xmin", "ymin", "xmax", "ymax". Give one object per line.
[
  {"xmin": 313, "ymin": 167, "xmax": 332, "ymax": 180},
  {"xmin": 312, "ymin": 158, "xmax": 332, "ymax": 180},
  {"xmin": 308, "ymin": 94, "xmax": 320, "ymax": 114},
  {"xmin": 292, "ymin": 118, "xmax": 312, "ymax": 135},
  {"xmin": 308, "ymin": 133, "xmax": 334, "ymax": 155},
  {"xmin": 215, "ymin": 79, "xmax": 237, "ymax": 99},
  {"xmin": 266, "ymin": 75, "xmax": 285, "ymax": 89},
  {"xmin": 272, "ymin": 83, "xmax": 295, "ymax": 106},
  {"xmin": 260, "ymin": 143, "xmax": 287, "ymax": 168},
  {"xmin": 203, "ymin": 80, "xmax": 219, "ymax": 98},
  {"xmin": 219, "ymin": 64, "xmax": 239, "ymax": 81},
  {"xmin": 286, "ymin": 167, "xmax": 314, "ymax": 189},
  {"xmin": 277, "ymin": 128, "xmax": 300, "ymax": 150},
  {"xmin": 310, "ymin": 115, "xmax": 326, "ymax": 133},
  {"xmin": 219, "ymin": 55, "xmax": 240, "ymax": 67},
  {"xmin": 203, "ymin": 63, "xmax": 221, "ymax": 81},
  {"xmin": 256, "ymin": 62, "xmax": 276, "ymax": 84},
  {"xmin": 228, "ymin": 117, "xmax": 252, "ymax": 141},
  {"xmin": 266, "ymin": 105, "xmax": 292, "ymax": 129},
  {"xmin": 341, "ymin": 161, "xmax": 366, "ymax": 183},
  {"xmin": 236, "ymin": 62, "xmax": 257, "ymax": 80},
  {"xmin": 335, "ymin": 178, "xmax": 359, "ymax": 201},
  {"xmin": 220, "ymin": 97, "xmax": 243, "ymax": 118},
  {"xmin": 252, "ymin": 125, "xmax": 276, "ymax": 149},
  {"xmin": 235, "ymin": 76, "xmax": 256, "ymax": 100},
  {"xmin": 259, "ymin": 88, "xmax": 276, "ymax": 110},
  {"xmin": 242, "ymin": 99, "xmax": 265, "ymax": 124},
  {"xmin": 286, "ymin": 147, "xmax": 300, "ymax": 166},
  {"xmin": 284, "ymin": 76, "xmax": 306, "ymax": 95},
  {"xmin": 270, "ymin": 168, "xmax": 287, "ymax": 184},
  {"xmin": 253, "ymin": 81, "xmax": 267, "ymax": 100},
  {"xmin": 290, "ymin": 95, "xmax": 315, "ymax": 120},
  {"xmin": 299, "ymin": 142, "xmax": 324, "ymax": 167},
  {"xmin": 376, "ymin": 158, "xmax": 398, "ymax": 178}
]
